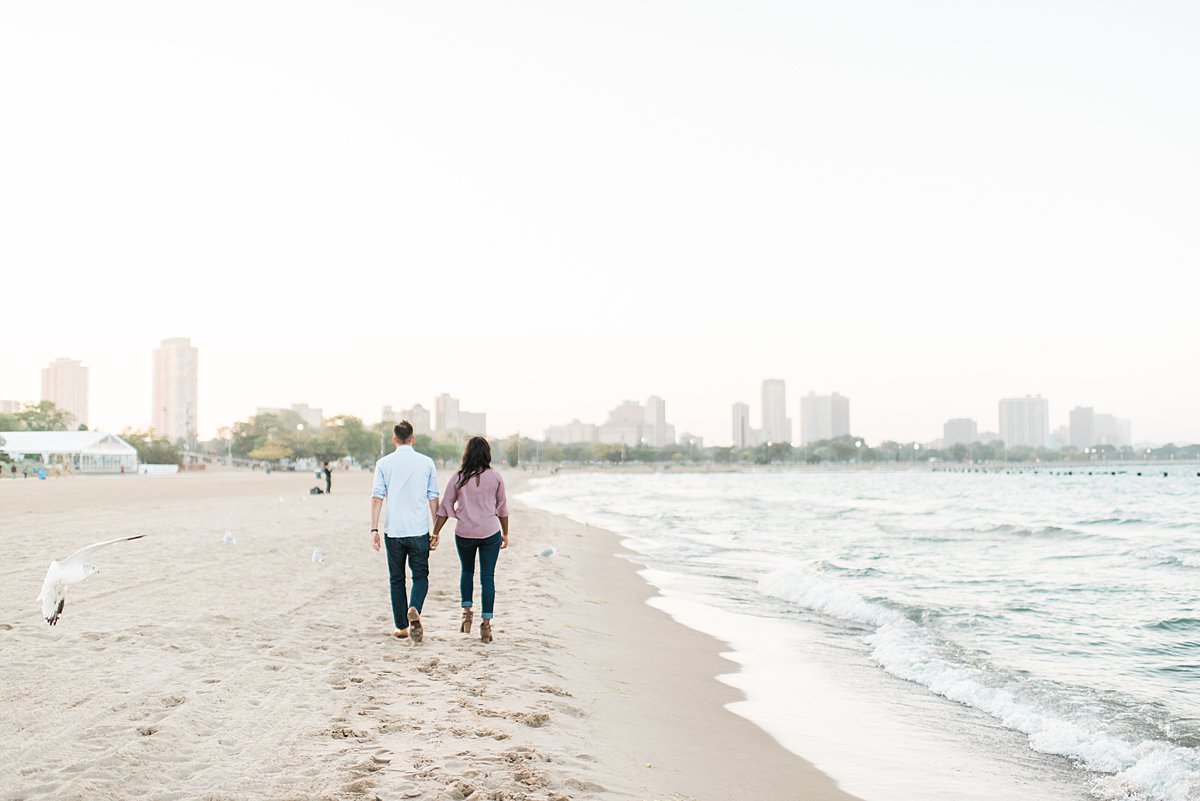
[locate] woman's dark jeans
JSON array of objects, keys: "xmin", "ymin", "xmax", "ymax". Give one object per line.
[{"xmin": 456, "ymin": 532, "xmax": 502, "ymax": 619}]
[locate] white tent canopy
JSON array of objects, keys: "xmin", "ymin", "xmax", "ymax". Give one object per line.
[{"xmin": 0, "ymin": 431, "xmax": 138, "ymax": 474}]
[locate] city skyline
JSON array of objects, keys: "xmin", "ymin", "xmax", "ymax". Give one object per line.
[
  {"xmin": 0, "ymin": 348, "xmax": 1166, "ymax": 448},
  {"xmin": 1, "ymin": 4, "xmax": 1196, "ymax": 447}
]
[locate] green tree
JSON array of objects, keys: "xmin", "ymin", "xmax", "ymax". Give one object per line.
[
  {"xmin": 593, "ymin": 443, "xmax": 623, "ymax": 463},
  {"xmin": 249, "ymin": 443, "xmax": 294, "ymax": 461},
  {"xmin": 319, "ymin": 416, "xmax": 379, "ymax": 465},
  {"xmin": 12, "ymin": 401, "xmax": 74, "ymax": 431},
  {"xmin": 231, "ymin": 411, "xmax": 306, "ymax": 459},
  {"xmin": 120, "ymin": 429, "xmax": 182, "ymax": 464}
]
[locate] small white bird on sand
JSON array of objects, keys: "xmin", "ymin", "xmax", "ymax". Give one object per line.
[
  {"xmin": 312, "ymin": 548, "xmax": 326, "ymax": 565},
  {"xmin": 223, "ymin": 531, "xmax": 236, "ymax": 545},
  {"xmin": 36, "ymin": 535, "xmax": 146, "ymax": 626}
]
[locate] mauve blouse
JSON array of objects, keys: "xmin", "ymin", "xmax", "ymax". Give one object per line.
[{"xmin": 436, "ymin": 469, "xmax": 509, "ymax": 538}]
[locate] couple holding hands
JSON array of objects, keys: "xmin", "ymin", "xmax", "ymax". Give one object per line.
[{"xmin": 370, "ymin": 421, "xmax": 509, "ymax": 643}]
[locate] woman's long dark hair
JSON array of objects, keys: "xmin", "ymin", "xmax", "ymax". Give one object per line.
[{"xmin": 456, "ymin": 437, "xmax": 492, "ymax": 489}]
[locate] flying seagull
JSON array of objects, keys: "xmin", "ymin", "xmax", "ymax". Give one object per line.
[{"xmin": 36, "ymin": 535, "xmax": 146, "ymax": 626}]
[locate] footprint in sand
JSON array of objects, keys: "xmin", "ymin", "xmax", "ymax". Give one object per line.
[
  {"xmin": 565, "ymin": 777, "xmax": 606, "ymax": 792},
  {"xmin": 328, "ymin": 727, "xmax": 365, "ymax": 739}
]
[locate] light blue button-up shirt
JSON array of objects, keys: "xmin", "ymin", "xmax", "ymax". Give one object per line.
[{"xmin": 372, "ymin": 445, "xmax": 439, "ymax": 537}]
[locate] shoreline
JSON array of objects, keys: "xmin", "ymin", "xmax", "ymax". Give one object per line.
[
  {"xmin": 505, "ymin": 473, "xmax": 861, "ymax": 801},
  {"xmin": 0, "ymin": 469, "xmax": 858, "ymax": 801}
]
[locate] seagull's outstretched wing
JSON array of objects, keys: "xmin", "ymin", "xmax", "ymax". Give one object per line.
[
  {"xmin": 58, "ymin": 535, "xmax": 146, "ymax": 572},
  {"xmin": 36, "ymin": 535, "xmax": 146, "ymax": 626}
]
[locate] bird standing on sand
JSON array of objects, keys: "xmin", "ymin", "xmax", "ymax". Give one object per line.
[{"xmin": 36, "ymin": 535, "xmax": 146, "ymax": 626}]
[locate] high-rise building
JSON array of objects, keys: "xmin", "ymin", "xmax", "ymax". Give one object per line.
[
  {"xmin": 435, "ymin": 394, "xmax": 485, "ymax": 437},
  {"xmin": 586, "ymin": 397, "xmax": 677, "ymax": 447},
  {"xmin": 998, "ymin": 395, "xmax": 1049, "ymax": 449},
  {"xmin": 1094, "ymin": 414, "xmax": 1132, "ymax": 448},
  {"xmin": 545, "ymin": 419, "xmax": 600, "ymax": 445},
  {"xmin": 152, "ymin": 338, "xmax": 199, "ymax": 445},
  {"xmin": 41, "ymin": 358, "xmax": 89, "ymax": 429},
  {"xmin": 642, "ymin": 395, "xmax": 673, "ymax": 447},
  {"xmin": 1049, "ymin": 426, "xmax": 1070, "ymax": 449},
  {"xmin": 402, "ymin": 404, "xmax": 433, "ymax": 437},
  {"xmin": 0, "ymin": 400, "xmax": 22, "ymax": 414},
  {"xmin": 1069, "ymin": 406, "xmax": 1095, "ymax": 449},
  {"xmin": 943, "ymin": 418, "xmax": 979, "ymax": 446},
  {"xmin": 599, "ymin": 400, "xmax": 644, "ymax": 445},
  {"xmin": 800, "ymin": 392, "xmax": 851, "ymax": 445},
  {"xmin": 435, "ymin": 393, "xmax": 460, "ymax": 433},
  {"xmin": 458, "ymin": 411, "xmax": 487, "ymax": 436},
  {"xmin": 731, "ymin": 402, "xmax": 750, "ymax": 449},
  {"xmin": 761, "ymin": 379, "xmax": 792, "ymax": 444}
]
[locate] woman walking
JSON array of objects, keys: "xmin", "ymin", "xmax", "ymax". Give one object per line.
[{"xmin": 433, "ymin": 437, "xmax": 509, "ymax": 642}]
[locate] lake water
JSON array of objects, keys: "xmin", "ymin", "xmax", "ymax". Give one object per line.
[{"xmin": 520, "ymin": 467, "xmax": 1200, "ymax": 801}]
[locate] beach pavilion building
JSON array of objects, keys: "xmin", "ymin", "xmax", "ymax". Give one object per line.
[{"xmin": 0, "ymin": 431, "xmax": 138, "ymax": 474}]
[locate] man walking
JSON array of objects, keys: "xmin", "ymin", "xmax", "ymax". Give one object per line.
[
  {"xmin": 323, "ymin": 460, "xmax": 332, "ymax": 494},
  {"xmin": 370, "ymin": 421, "xmax": 439, "ymax": 642}
]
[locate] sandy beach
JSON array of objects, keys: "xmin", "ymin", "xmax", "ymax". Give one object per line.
[{"xmin": 0, "ymin": 469, "xmax": 857, "ymax": 801}]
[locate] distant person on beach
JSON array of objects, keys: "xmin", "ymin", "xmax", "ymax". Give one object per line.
[
  {"xmin": 323, "ymin": 461, "xmax": 332, "ymax": 494},
  {"xmin": 370, "ymin": 421, "xmax": 439, "ymax": 642},
  {"xmin": 432, "ymin": 436, "xmax": 509, "ymax": 643}
]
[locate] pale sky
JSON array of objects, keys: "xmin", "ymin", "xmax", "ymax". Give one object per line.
[{"xmin": 1, "ymin": 2, "xmax": 1196, "ymax": 446}]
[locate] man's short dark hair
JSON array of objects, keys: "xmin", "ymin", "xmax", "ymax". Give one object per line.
[{"xmin": 394, "ymin": 421, "xmax": 414, "ymax": 442}]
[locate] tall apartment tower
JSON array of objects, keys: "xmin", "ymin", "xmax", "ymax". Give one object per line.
[
  {"xmin": 731, "ymin": 402, "xmax": 750, "ymax": 449},
  {"xmin": 1069, "ymin": 406, "xmax": 1096, "ymax": 449},
  {"xmin": 152, "ymin": 338, "xmax": 199, "ymax": 445},
  {"xmin": 998, "ymin": 395, "xmax": 1049, "ymax": 449},
  {"xmin": 761, "ymin": 379, "xmax": 792, "ymax": 444},
  {"xmin": 402, "ymin": 404, "xmax": 433, "ymax": 437},
  {"xmin": 435, "ymin": 394, "xmax": 460, "ymax": 433},
  {"xmin": 643, "ymin": 395, "xmax": 669, "ymax": 447},
  {"xmin": 1094, "ymin": 414, "xmax": 1132, "ymax": 448},
  {"xmin": 800, "ymin": 392, "xmax": 851, "ymax": 445},
  {"xmin": 943, "ymin": 418, "xmax": 979, "ymax": 446},
  {"xmin": 41, "ymin": 357, "xmax": 89, "ymax": 429}
]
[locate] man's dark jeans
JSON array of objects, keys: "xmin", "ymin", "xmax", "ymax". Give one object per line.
[{"xmin": 384, "ymin": 534, "xmax": 430, "ymax": 630}]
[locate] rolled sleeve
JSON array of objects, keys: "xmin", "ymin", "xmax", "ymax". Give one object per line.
[
  {"xmin": 371, "ymin": 464, "xmax": 387, "ymax": 499},
  {"xmin": 495, "ymin": 475, "xmax": 509, "ymax": 517},
  {"xmin": 425, "ymin": 462, "xmax": 440, "ymax": 500}
]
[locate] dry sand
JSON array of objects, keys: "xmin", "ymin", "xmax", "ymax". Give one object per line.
[{"xmin": 0, "ymin": 469, "xmax": 859, "ymax": 801}]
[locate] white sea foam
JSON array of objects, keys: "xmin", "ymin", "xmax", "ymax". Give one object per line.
[{"xmin": 760, "ymin": 568, "xmax": 1200, "ymax": 801}]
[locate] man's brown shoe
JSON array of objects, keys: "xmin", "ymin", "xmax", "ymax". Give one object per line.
[{"xmin": 407, "ymin": 607, "xmax": 424, "ymax": 644}]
